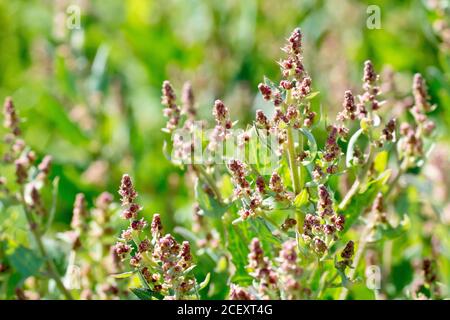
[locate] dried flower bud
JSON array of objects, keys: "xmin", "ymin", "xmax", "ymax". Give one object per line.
[
  {"xmin": 363, "ymin": 60, "xmax": 377, "ymax": 84},
  {"xmin": 258, "ymin": 83, "xmax": 272, "ymax": 100},
  {"xmin": 413, "ymin": 74, "xmax": 432, "ymax": 113},
  {"xmin": 229, "ymin": 284, "xmax": 254, "ymax": 300},
  {"xmin": 3, "ymin": 97, "xmax": 20, "ymax": 136},
  {"xmin": 15, "ymin": 158, "xmax": 28, "ymax": 184},
  {"xmin": 181, "ymin": 82, "xmax": 196, "ymax": 118},
  {"xmin": 118, "ymin": 174, "xmax": 137, "ymax": 205},
  {"xmin": 161, "ymin": 81, "xmax": 181, "ymax": 131},
  {"xmin": 114, "ymin": 242, "xmax": 131, "ymax": 259},
  {"xmin": 71, "ymin": 193, "xmax": 88, "ymax": 230},
  {"xmin": 318, "ymin": 185, "xmax": 334, "ymax": 217},
  {"xmin": 341, "ymin": 240, "xmax": 355, "ymax": 260},
  {"xmin": 269, "ymin": 172, "xmax": 285, "ymax": 194},
  {"xmin": 151, "ymin": 214, "xmax": 163, "ymax": 238}
]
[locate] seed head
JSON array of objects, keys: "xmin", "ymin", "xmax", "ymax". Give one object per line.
[
  {"xmin": 181, "ymin": 82, "xmax": 196, "ymax": 118},
  {"xmin": 118, "ymin": 174, "xmax": 137, "ymax": 205},
  {"xmin": 151, "ymin": 214, "xmax": 163, "ymax": 238},
  {"xmin": 3, "ymin": 97, "xmax": 20, "ymax": 136}
]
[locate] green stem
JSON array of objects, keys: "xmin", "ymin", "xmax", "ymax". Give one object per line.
[
  {"xmin": 339, "ymin": 145, "xmax": 374, "ymax": 210},
  {"xmin": 22, "ymin": 206, "xmax": 73, "ymax": 300},
  {"xmin": 286, "ymin": 126, "xmax": 301, "ymax": 195}
]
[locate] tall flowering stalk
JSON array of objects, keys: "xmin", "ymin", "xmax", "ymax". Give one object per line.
[
  {"xmin": 113, "ymin": 174, "xmax": 205, "ymax": 300},
  {"xmin": 1, "ymin": 97, "xmax": 73, "ymax": 299}
]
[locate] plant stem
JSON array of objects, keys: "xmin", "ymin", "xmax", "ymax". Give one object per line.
[
  {"xmin": 22, "ymin": 206, "xmax": 73, "ymax": 300},
  {"xmin": 339, "ymin": 165, "xmax": 405, "ymax": 300},
  {"xmin": 286, "ymin": 126, "xmax": 301, "ymax": 195},
  {"xmin": 338, "ymin": 145, "xmax": 374, "ymax": 210}
]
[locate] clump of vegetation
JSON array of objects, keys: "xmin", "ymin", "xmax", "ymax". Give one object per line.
[{"xmin": 114, "ymin": 28, "xmax": 447, "ymax": 300}]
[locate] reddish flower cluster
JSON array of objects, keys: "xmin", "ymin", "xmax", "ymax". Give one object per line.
[
  {"xmin": 161, "ymin": 81, "xmax": 181, "ymax": 132},
  {"xmin": 114, "ymin": 175, "xmax": 197, "ymax": 299}
]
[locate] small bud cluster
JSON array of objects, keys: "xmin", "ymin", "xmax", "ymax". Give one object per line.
[
  {"xmin": 276, "ymin": 240, "xmax": 309, "ymax": 299},
  {"xmin": 161, "ymin": 81, "xmax": 181, "ymax": 132},
  {"xmin": 336, "ymin": 240, "xmax": 355, "ymax": 270},
  {"xmin": 302, "ymin": 185, "xmax": 344, "ymax": 256},
  {"xmin": 247, "ymin": 238, "xmax": 278, "ymax": 298},
  {"xmin": 114, "ymin": 175, "xmax": 197, "ymax": 299},
  {"xmin": 398, "ymin": 74, "xmax": 435, "ymax": 167}
]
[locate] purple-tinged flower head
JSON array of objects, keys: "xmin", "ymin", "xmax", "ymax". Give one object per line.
[
  {"xmin": 255, "ymin": 110, "xmax": 271, "ymax": 131},
  {"xmin": 363, "ymin": 60, "xmax": 377, "ymax": 85},
  {"xmin": 95, "ymin": 192, "xmax": 113, "ymax": 210},
  {"xmin": 278, "ymin": 240, "xmax": 302, "ymax": 275},
  {"xmin": 338, "ymin": 90, "xmax": 357, "ymax": 121},
  {"xmin": 281, "ymin": 218, "xmax": 297, "ymax": 231},
  {"xmin": 138, "ymin": 239, "xmax": 151, "ymax": 253},
  {"xmin": 323, "ymin": 125, "xmax": 341, "ymax": 162},
  {"xmin": 323, "ymin": 224, "xmax": 336, "ymax": 235},
  {"xmin": 14, "ymin": 157, "xmax": 28, "ymax": 184},
  {"xmin": 114, "ymin": 242, "xmax": 131, "ymax": 260},
  {"xmin": 3, "ymin": 97, "xmax": 20, "ymax": 136},
  {"xmin": 413, "ymin": 74, "xmax": 433, "ymax": 113},
  {"xmin": 118, "ymin": 174, "xmax": 137, "ymax": 206},
  {"xmin": 302, "ymin": 109, "xmax": 316, "ymax": 128},
  {"xmin": 423, "ymin": 120, "xmax": 435, "ymax": 136},
  {"xmin": 179, "ymin": 241, "xmax": 192, "ymax": 269},
  {"xmin": 130, "ymin": 253, "xmax": 142, "ymax": 267},
  {"xmin": 303, "ymin": 213, "xmax": 320, "ymax": 235},
  {"xmin": 122, "ymin": 203, "xmax": 141, "ymax": 220},
  {"xmin": 273, "ymin": 107, "xmax": 288, "ymax": 124},
  {"xmin": 181, "ymin": 81, "xmax": 196, "ymax": 118},
  {"xmin": 381, "ymin": 118, "xmax": 396, "ymax": 143},
  {"xmin": 286, "ymin": 105, "xmax": 299, "ymax": 123},
  {"xmin": 258, "ymin": 83, "xmax": 272, "ymax": 100},
  {"xmin": 331, "ymin": 214, "xmax": 345, "ymax": 232},
  {"xmin": 228, "ymin": 159, "xmax": 250, "ymax": 196},
  {"xmin": 256, "ymin": 176, "xmax": 266, "ymax": 194},
  {"xmin": 269, "ymin": 172, "xmax": 285, "ymax": 194},
  {"xmin": 313, "ymin": 238, "xmax": 327, "ymax": 255},
  {"xmin": 161, "ymin": 81, "xmax": 181, "ymax": 132},
  {"xmin": 341, "ymin": 240, "xmax": 355, "ymax": 260},
  {"xmin": 296, "ymin": 76, "xmax": 312, "ymax": 98},
  {"xmin": 287, "ymin": 28, "xmax": 302, "ymax": 55},
  {"xmin": 317, "ymin": 185, "xmax": 334, "ymax": 218},
  {"xmin": 131, "ymin": 218, "xmax": 147, "ymax": 231},
  {"xmin": 248, "ymin": 238, "xmax": 277, "ymax": 287},
  {"xmin": 229, "ymin": 284, "xmax": 255, "ymax": 300},
  {"xmin": 120, "ymin": 228, "xmax": 133, "ymax": 241},
  {"xmin": 151, "ymin": 213, "xmax": 163, "ymax": 239},
  {"xmin": 30, "ymin": 186, "xmax": 45, "ymax": 216},
  {"xmin": 71, "ymin": 193, "xmax": 88, "ymax": 230},
  {"xmin": 36, "ymin": 155, "xmax": 52, "ymax": 180},
  {"xmin": 213, "ymin": 99, "xmax": 231, "ymax": 128}
]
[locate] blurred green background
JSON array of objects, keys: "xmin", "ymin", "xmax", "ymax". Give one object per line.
[{"xmin": 0, "ymin": 0, "xmax": 449, "ymax": 267}]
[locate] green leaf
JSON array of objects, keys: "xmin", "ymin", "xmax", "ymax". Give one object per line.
[
  {"xmin": 195, "ymin": 180, "xmax": 229, "ymax": 218},
  {"xmin": 339, "ymin": 170, "xmax": 391, "ymax": 233},
  {"xmin": 227, "ymin": 223, "xmax": 253, "ymax": 286},
  {"xmin": 8, "ymin": 246, "xmax": 44, "ymax": 279},
  {"xmin": 294, "ymin": 189, "xmax": 309, "ymax": 208},
  {"xmin": 346, "ymin": 128, "xmax": 364, "ymax": 167},
  {"xmin": 198, "ymin": 273, "xmax": 210, "ymax": 291},
  {"xmin": 373, "ymin": 151, "xmax": 388, "ymax": 173},
  {"xmin": 130, "ymin": 288, "xmax": 162, "ymax": 300},
  {"xmin": 112, "ymin": 271, "xmax": 136, "ymax": 279},
  {"xmin": 305, "ymin": 91, "xmax": 320, "ymax": 100},
  {"xmin": 298, "ymin": 128, "xmax": 318, "ymax": 165}
]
